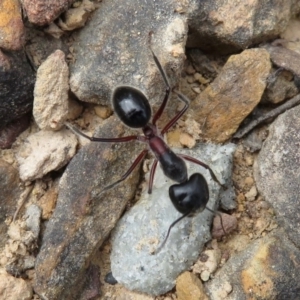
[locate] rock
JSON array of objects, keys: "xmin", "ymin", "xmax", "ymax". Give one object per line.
[
  {"xmin": 0, "ymin": 160, "xmax": 21, "ymax": 249},
  {"xmin": 264, "ymin": 44, "xmax": 300, "ymax": 78},
  {"xmin": 58, "ymin": 0, "xmax": 96, "ymax": 31},
  {"xmin": 38, "ymin": 185, "xmax": 58, "ymax": 220},
  {"xmin": 212, "ymin": 213, "xmax": 237, "ymax": 239},
  {"xmin": 34, "ymin": 117, "xmax": 144, "ymax": 299},
  {"xmin": 262, "ymin": 69, "xmax": 299, "ymax": 104},
  {"xmin": 33, "ymin": 50, "xmax": 69, "ymax": 130},
  {"xmin": 22, "ymin": 0, "xmax": 75, "ymax": 26},
  {"xmin": 280, "ymin": 18, "xmax": 300, "ymax": 54},
  {"xmin": 0, "ymin": 0, "xmax": 25, "ymax": 50},
  {"xmin": 17, "ymin": 129, "xmax": 77, "ymax": 181},
  {"xmin": 70, "ymin": 0, "xmax": 188, "ymax": 105},
  {"xmin": 24, "ymin": 205, "xmax": 42, "ymax": 239},
  {"xmin": 205, "ymin": 231, "xmax": 300, "ymax": 299},
  {"xmin": 0, "ymin": 114, "xmax": 31, "ymax": 149},
  {"xmin": 191, "ymin": 48, "xmax": 271, "ymax": 143},
  {"xmin": 110, "ymin": 143, "xmax": 235, "ymax": 295},
  {"xmin": 192, "ymin": 249, "xmax": 221, "ymax": 279},
  {"xmin": 25, "ymin": 31, "xmax": 69, "ymax": 69},
  {"xmin": 176, "ymin": 272, "xmax": 209, "ymax": 300},
  {"xmin": 0, "ymin": 50, "xmax": 35, "ymax": 129},
  {"xmin": 0, "ymin": 271, "xmax": 32, "ymax": 300},
  {"xmin": 187, "ymin": 0, "xmax": 292, "ymax": 53},
  {"xmin": 244, "ymin": 185, "xmax": 257, "ymax": 202},
  {"xmin": 254, "ymin": 105, "xmax": 300, "ymax": 248}
]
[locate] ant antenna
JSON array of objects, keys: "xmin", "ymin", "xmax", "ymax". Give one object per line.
[
  {"xmin": 154, "ymin": 208, "xmax": 226, "ymax": 254},
  {"xmin": 154, "ymin": 211, "xmax": 190, "ymax": 254}
]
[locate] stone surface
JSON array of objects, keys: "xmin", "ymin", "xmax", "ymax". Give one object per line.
[
  {"xmin": 0, "ymin": 271, "xmax": 32, "ymax": 300},
  {"xmin": 254, "ymin": 105, "xmax": 300, "ymax": 248},
  {"xmin": 187, "ymin": 0, "xmax": 292, "ymax": 53},
  {"xmin": 192, "ymin": 249, "xmax": 221, "ymax": 279},
  {"xmin": 212, "ymin": 213, "xmax": 237, "ymax": 239},
  {"xmin": 0, "ymin": 114, "xmax": 31, "ymax": 149},
  {"xmin": 110, "ymin": 143, "xmax": 235, "ymax": 295},
  {"xmin": 0, "ymin": 160, "xmax": 21, "ymax": 250},
  {"xmin": 58, "ymin": 0, "xmax": 96, "ymax": 31},
  {"xmin": 0, "ymin": 0, "xmax": 25, "ymax": 50},
  {"xmin": 33, "ymin": 50, "xmax": 69, "ymax": 130},
  {"xmin": 191, "ymin": 49, "xmax": 271, "ymax": 143},
  {"xmin": 70, "ymin": 0, "xmax": 188, "ymax": 106},
  {"xmin": 205, "ymin": 231, "xmax": 300, "ymax": 300},
  {"xmin": 22, "ymin": 0, "xmax": 75, "ymax": 26},
  {"xmin": 264, "ymin": 44, "xmax": 300, "ymax": 78},
  {"xmin": 176, "ymin": 272, "xmax": 208, "ymax": 300},
  {"xmin": 262, "ymin": 69, "xmax": 299, "ymax": 104},
  {"xmin": 0, "ymin": 50, "xmax": 35, "ymax": 129},
  {"xmin": 17, "ymin": 129, "xmax": 77, "ymax": 181},
  {"xmin": 34, "ymin": 117, "xmax": 144, "ymax": 300},
  {"xmin": 24, "ymin": 205, "xmax": 42, "ymax": 239}
]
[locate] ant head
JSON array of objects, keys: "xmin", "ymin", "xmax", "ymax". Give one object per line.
[
  {"xmin": 169, "ymin": 173, "xmax": 209, "ymax": 214},
  {"xmin": 112, "ymin": 86, "xmax": 151, "ymax": 128}
]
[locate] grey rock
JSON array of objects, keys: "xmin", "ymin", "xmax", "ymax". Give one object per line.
[
  {"xmin": 34, "ymin": 118, "xmax": 144, "ymax": 300},
  {"xmin": 111, "ymin": 143, "xmax": 235, "ymax": 296},
  {"xmin": 17, "ymin": 129, "xmax": 77, "ymax": 181},
  {"xmin": 70, "ymin": 0, "xmax": 188, "ymax": 105},
  {"xmin": 0, "ymin": 159, "xmax": 22, "ymax": 249},
  {"xmin": 254, "ymin": 105, "xmax": 300, "ymax": 248},
  {"xmin": 205, "ymin": 230, "xmax": 300, "ymax": 300},
  {"xmin": 187, "ymin": 0, "xmax": 292, "ymax": 53},
  {"xmin": 24, "ymin": 205, "xmax": 42, "ymax": 239},
  {"xmin": 264, "ymin": 45, "xmax": 300, "ymax": 78}
]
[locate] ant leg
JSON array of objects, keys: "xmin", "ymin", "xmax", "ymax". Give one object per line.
[
  {"xmin": 148, "ymin": 159, "xmax": 158, "ymax": 194},
  {"xmin": 66, "ymin": 122, "xmax": 142, "ymax": 143},
  {"xmin": 179, "ymin": 154, "xmax": 226, "ymax": 189},
  {"xmin": 101, "ymin": 149, "xmax": 149, "ymax": 193},
  {"xmin": 149, "ymin": 48, "xmax": 171, "ymax": 126},
  {"xmin": 154, "ymin": 211, "xmax": 190, "ymax": 254},
  {"xmin": 161, "ymin": 90, "xmax": 189, "ymax": 135},
  {"xmin": 148, "ymin": 33, "xmax": 189, "ymax": 132}
]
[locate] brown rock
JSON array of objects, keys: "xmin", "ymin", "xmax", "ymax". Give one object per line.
[
  {"xmin": 22, "ymin": 0, "xmax": 75, "ymax": 26},
  {"xmin": 176, "ymin": 271, "xmax": 209, "ymax": 300},
  {"xmin": 212, "ymin": 213, "xmax": 238, "ymax": 239},
  {"xmin": 0, "ymin": 271, "xmax": 32, "ymax": 300},
  {"xmin": 0, "ymin": 160, "xmax": 21, "ymax": 250},
  {"xmin": 191, "ymin": 49, "xmax": 271, "ymax": 143},
  {"xmin": 0, "ymin": 0, "xmax": 25, "ymax": 50},
  {"xmin": 33, "ymin": 50, "xmax": 69, "ymax": 131}
]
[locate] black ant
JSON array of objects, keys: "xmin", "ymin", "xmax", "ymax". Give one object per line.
[{"xmin": 66, "ymin": 41, "xmax": 225, "ymax": 252}]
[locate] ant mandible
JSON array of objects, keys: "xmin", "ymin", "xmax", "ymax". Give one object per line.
[{"xmin": 66, "ymin": 38, "xmax": 225, "ymax": 252}]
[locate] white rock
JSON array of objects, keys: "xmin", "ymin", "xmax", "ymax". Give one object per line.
[
  {"xmin": 17, "ymin": 129, "xmax": 77, "ymax": 181},
  {"xmin": 110, "ymin": 143, "xmax": 236, "ymax": 295},
  {"xmin": 0, "ymin": 271, "xmax": 32, "ymax": 300},
  {"xmin": 33, "ymin": 50, "xmax": 69, "ymax": 130}
]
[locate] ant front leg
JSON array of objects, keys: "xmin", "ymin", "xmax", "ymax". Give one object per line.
[
  {"xmin": 65, "ymin": 122, "xmax": 140, "ymax": 143},
  {"xmin": 66, "ymin": 122, "xmax": 148, "ymax": 192}
]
